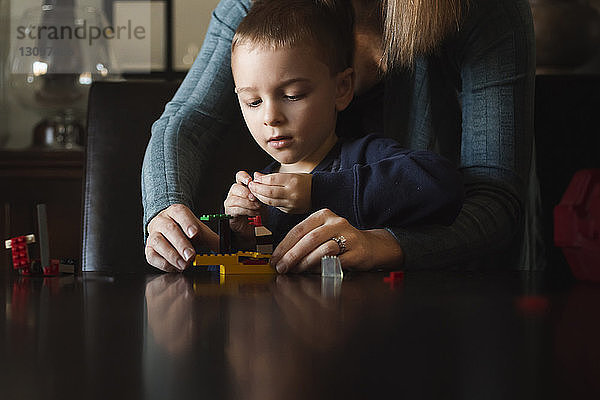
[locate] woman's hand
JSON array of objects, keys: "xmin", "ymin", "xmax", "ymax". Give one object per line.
[
  {"xmin": 224, "ymin": 171, "xmax": 263, "ymax": 239},
  {"xmin": 248, "ymin": 171, "xmax": 312, "ymax": 214},
  {"xmin": 145, "ymin": 204, "xmax": 219, "ymax": 272},
  {"xmin": 270, "ymin": 208, "xmax": 404, "ymax": 273}
]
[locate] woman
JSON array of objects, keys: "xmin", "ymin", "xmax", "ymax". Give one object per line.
[{"xmin": 142, "ymin": 0, "xmax": 535, "ymax": 273}]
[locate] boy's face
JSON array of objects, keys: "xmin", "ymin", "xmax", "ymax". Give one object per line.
[{"xmin": 232, "ymin": 43, "xmax": 349, "ymax": 171}]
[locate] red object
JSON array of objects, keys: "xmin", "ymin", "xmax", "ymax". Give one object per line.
[
  {"xmin": 384, "ymin": 271, "xmax": 405, "ymax": 283},
  {"xmin": 554, "ymin": 169, "xmax": 600, "ymax": 282},
  {"xmin": 10, "ymin": 236, "xmax": 31, "ymax": 270},
  {"xmin": 515, "ymin": 295, "xmax": 550, "ymax": 316},
  {"xmin": 43, "ymin": 259, "xmax": 60, "ymax": 276},
  {"xmin": 20, "ymin": 259, "xmax": 60, "ymax": 277},
  {"xmin": 7, "ymin": 234, "xmax": 60, "ymax": 276},
  {"xmin": 241, "ymin": 259, "xmax": 270, "ymax": 265},
  {"xmin": 248, "ymin": 215, "xmax": 263, "ymax": 226}
]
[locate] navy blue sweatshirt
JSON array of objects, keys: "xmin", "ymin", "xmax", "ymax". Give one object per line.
[{"xmin": 260, "ymin": 134, "xmax": 465, "ymax": 246}]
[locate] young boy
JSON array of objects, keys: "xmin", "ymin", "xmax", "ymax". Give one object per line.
[{"xmin": 224, "ymin": 0, "xmax": 464, "ymax": 248}]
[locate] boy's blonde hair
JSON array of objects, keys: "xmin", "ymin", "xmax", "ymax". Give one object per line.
[{"xmin": 232, "ymin": 0, "xmax": 355, "ymax": 74}]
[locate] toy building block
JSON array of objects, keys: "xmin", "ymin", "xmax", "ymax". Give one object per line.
[
  {"xmin": 4, "ymin": 234, "xmax": 35, "ymax": 249},
  {"xmin": 218, "ymin": 216, "xmax": 232, "ymax": 253},
  {"xmin": 37, "ymin": 204, "xmax": 50, "ymax": 271},
  {"xmin": 321, "ymin": 255, "xmax": 343, "ymax": 278},
  {"xmin": 554, "ymin": 169, "xmax": 600, "ymax": 282},
  {"xmin": 193, "ymin": 251, "xmax": 275, "ymax": 275},
  {"xmin": 199, "ymin": 213, "xmax": 233, "ymax": 253},
  {"xmin": 4, "ymin": 204, "xmax": 65, "ymax": 277},
  {"xmin": 58, "ymin": 259, "xmax": 76, "ymax": 274},
  {"xmin": 44, "ymin": 259, "xmax": 60, "ymax": 276},
  {"xmin": 7, "ymin": 235, "xmax": 35, "ymax": 271},
  {"xmin": 248, "ymin": 216, "xmax": 262, "ymax": 226},
  {"xmin": 200, "ymin": 213, "xmax": 233, "ymax": 222},
  {"xmin": 248, "ymin": 216, "xmax": 274, "ymax": 254}
]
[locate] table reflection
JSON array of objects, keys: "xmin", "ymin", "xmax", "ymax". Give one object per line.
[
  {"xmin": 1, "ymin": 269, "xmax": 598, "ymax": 398},
  {"xmin": 143, "ymin": 272, "xmax": 401, "ymax": 398}
]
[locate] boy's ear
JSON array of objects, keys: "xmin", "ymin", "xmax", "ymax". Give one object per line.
[{"xmin": 335, "ymin": 67, "xmax": 354, "ymax": 112}]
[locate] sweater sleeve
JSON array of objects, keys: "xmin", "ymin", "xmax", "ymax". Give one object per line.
[
  {"xmin": 311, "ymin": 135, "xmax": 464, "ymax": 229},
  {"xmin": 388, "ymin": 0, "xmax": 536, "ymax": 269},
  {"xmin": 141, "ymin": 0, "xmax": 250, "ymax": 238}
]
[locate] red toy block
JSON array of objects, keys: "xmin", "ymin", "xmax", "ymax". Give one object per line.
[
  {"xmin": 554, "ymin": 169, "xmax": 600, "ymax": 282},
  {"xmin": 241, "ymin": 259, "xmax": 270, "ymax": 265},
  {"xmin": 248, "ymin": 215, "xmax": 263, "ymax": 226},
  {"xmin": 43, "ymin": 259, "xmax": 60, "ymax": 276},
  {"xmin": 10, "ymin": 237, "xmax": 31, "ymax": 270}
]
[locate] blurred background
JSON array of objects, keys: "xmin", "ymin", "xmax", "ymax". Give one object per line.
[
  {"xmin": 1, "ymin": 0, "xmax": 600, "ymax": 149},
  {"xmin": 0, "ymin": 0, "xmax": 220, "ymax": 149}
]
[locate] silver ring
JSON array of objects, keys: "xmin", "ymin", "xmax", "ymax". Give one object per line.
[{"xmin": 331, "ymin": 235, "xmax": 347, "ymax": 254}]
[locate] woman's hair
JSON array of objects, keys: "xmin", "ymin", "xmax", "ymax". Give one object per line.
[
  {"xmin": 232, "ymin": 0, "xmax": 355, "ymax": 74},
  {"xmin": 381, "ymin": 0, "xmax": 466, "ymax": 70}
]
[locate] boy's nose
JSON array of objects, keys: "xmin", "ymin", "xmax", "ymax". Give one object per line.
[{"xmin": 263, "ymin": 103, "xmax": 284, "ymax": 127}]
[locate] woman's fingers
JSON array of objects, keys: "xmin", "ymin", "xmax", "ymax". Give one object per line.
[
  {"xmin": 272, "ymin": 209, "xmax": 331, "ymax": 262},
  {"xmin": 147, "ymin": 229, "xmax": 189, "ymax": 271},
  {"xmin": 145, "ymin": 245, "xmax": 176, "ymax": 272},
  {"xmin": 291, "ymin": 239, "xmax": 342, "ymax": 273},
  {"xmin": 162, "ymin": 204, "xmax": 203, "ymax": 239},
  {"xmin": 165, "ymin": 205, "xmax": 219, "ymax": 254},
  {"xmin": 145, "ymin": 204, "xmax": 219, "ymax": 272},
  {"xmin": 279, "ymin": 222, "xmax": 334, "ymax": 273},
  {"xmin": 272, "ymin": 209, "xmax": 341, "ymax": 272},
  {"xmin": 270, "ymin": 208, "xmax": 373, "ymax": 273}
]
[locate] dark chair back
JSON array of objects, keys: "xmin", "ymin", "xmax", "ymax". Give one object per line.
[
  {"xmin": 82, "ymin": 81, "xmax": 179, "ymax": 272},
  {"xmin": 82, "ymin": 80, "xmax": 269, "ymax": 272}
]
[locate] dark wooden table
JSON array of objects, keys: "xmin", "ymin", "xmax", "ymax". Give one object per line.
[{"xmin": 0, "ymin": 268, "xmax": 598, "ymax": 399}]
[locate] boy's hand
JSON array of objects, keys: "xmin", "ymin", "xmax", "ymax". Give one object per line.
[
  {"xmin": 224, "ymin": 171, "xmax": 263, "ymax": 238},
  {"xmin": 248, "ymin": 171, "xmax": 312, "ymax": 214}
]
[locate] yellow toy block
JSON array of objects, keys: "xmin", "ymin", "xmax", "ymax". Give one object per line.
[
  {"xmin": 193, "ymin": 251, "xmax": 275, "ymax": 275},
  {"xmin": 219, "ymin": 263, "xmax": 275, "ymax": 275}
]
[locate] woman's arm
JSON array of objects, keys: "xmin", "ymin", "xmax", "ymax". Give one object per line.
[
  {"xmin": 390, "ymin": 0, "xmax": 536, "ymax": 269},
  {"xmin": 141, "ymin": 0, "xmax": 251, "ymax": 271},
  {"xmin": 141, "ymin": 0, "xmax": 250, "ymax": 235}
]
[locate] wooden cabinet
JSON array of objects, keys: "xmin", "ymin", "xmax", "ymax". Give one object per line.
[{"xmin": 0, "ymin": 150, "xmax": 83, "ymax": 270}]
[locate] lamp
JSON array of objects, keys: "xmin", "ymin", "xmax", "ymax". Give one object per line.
[{"xmin": 5, "ymin": 0, "xmax": 120, "ymax": 149}]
